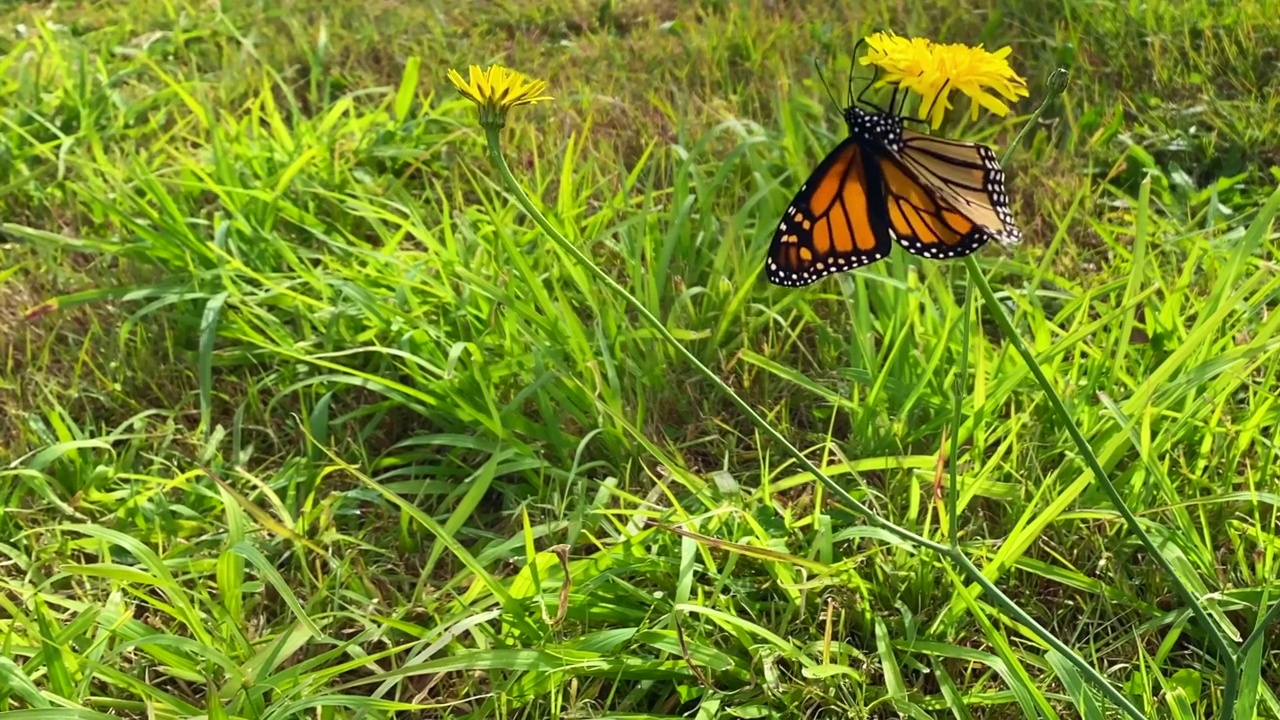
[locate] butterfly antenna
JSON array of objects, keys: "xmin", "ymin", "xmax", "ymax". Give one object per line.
[
  {"xmin": 813, "ymin": 57, "xmax": 842, "ymax": 116},
  {"xmin": 921, "ymin": 78, "xmax": 951, "ymax": 125},
  {"xmin": 847, "ymin": 37, "xmax": 867, "ymax": 108}
]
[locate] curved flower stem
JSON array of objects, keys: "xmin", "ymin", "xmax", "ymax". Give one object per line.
[
  {"xmin": 963, "ymin": 254, "xmax": 1234, "ymax": 714},
  {"xmin": 1233, "ymin": 595, "xmax": 1280, "ymax": 716},
  {"xmin": 950, "ymin": 66, "xmax": 1240, "ymax": 717},
  {"xmin": 483, "ymin": 120, "xmax": 1148, "ymax": 720},
  {"xmin": 960, "ymin": 71, "xmax": 1238, "ymax": 674}
]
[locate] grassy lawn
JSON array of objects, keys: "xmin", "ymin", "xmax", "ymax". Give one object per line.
[{"xmin": 2, "ymin": 0, "xmax": 1279, "ymax": 717}]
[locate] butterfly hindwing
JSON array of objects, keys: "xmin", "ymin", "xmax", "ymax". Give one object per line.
[
  {"xmin": 876, "ymin": 151, "xmax": 994, "ymax": 260},
  {"xmin": 765, "ymin": 138, "xmax": 893, "ymax": 287},
  {"xmin": 882, "ymin": 128, "xmax": 1021, "ymax": 257}
]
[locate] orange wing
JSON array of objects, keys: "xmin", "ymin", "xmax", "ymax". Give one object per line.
[{"xmin": 765, "ymin": 139, "xmax": 893, "ymax": 287}]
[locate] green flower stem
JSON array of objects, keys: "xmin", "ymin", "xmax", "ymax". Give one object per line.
[
  {"xmin": 1234, "ymin": 595, "xmax": 1280, "ymax": 717},
  {"xmin": 947, "ymin": 71, "xmax": 1063, "ymax": 549},
  {"xmin": 963, "ymin": 253, "xmax": 1232, "ymax": 716},
  {"xmin": 1224, "ymin": 667, "xmax": 1240, "ymax": 719},
  {"xmin": 482, "ymin": 119, "xmax": 1148, "ymax": 720},
  {"xmin": 961, "ymin": 249, "xmax": 1235, "ymax": 662},
  {"xmin": 951, "ymin": 66, "xmax": 1237, "ymax": 718},
  {"xmin": 947, "ymin": 551, "xmax": 1146, "ymax": 718},
  {"xmin": 1239, "ymin": 596, "xmax": 1280, "ymax": 660}
]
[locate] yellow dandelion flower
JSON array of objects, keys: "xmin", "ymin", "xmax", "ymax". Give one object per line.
[
  {"xmin": 860, "ymin": 33, "xmax": 937, "ymax": 81},
  {"xmin": 860, "ymin": 32, "xmax": 1029, "ymax": 129},
  {"xmin": 447, "ymin": 64, "xmax": 553, "ymax": 129}
]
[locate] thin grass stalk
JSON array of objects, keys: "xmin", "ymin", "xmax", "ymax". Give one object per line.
[{"xmin": 947, "ymin": 278, "xmax": 971, "ymax": 546}]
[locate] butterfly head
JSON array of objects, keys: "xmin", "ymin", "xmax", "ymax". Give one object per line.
[{"xmin": 843, "ymin": 106, "xmax": 904, "ymax": 152}]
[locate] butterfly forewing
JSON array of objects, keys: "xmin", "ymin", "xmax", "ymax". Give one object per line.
[{"xmin": 764, "ymin": 139, "xmax": 893, "ymax": 287}]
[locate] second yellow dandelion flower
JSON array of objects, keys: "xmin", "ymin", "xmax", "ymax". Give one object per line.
[{"xmin": 447, "ymin": 64, "xmax": 553, "ymax": 129}]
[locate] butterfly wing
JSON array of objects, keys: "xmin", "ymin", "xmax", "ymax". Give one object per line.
[
  {"xmin": 765, "ymin": 138, "xmax": 893, "ymax": 287},
  {"xmin": 878, "ymin": 129, "xmax": 1022, "ymax": 259}
]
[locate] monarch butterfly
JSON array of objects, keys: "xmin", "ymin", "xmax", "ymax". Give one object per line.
[{"xmin": 765, "ymin": 55, "xmax": 1023, "ymax": 288}]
